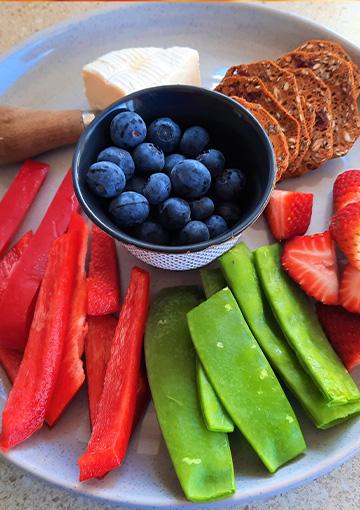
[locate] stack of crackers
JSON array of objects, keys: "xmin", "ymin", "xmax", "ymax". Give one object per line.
[{"xmin": 215, "ymin": 39, "xmax": 360, "ymax": 181}]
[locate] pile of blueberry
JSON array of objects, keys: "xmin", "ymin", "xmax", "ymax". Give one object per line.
[{"xmin": 86, "ymin": 110, "xmax": 247, "ymax": 246}]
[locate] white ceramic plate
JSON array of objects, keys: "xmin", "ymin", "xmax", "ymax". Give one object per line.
[{"xmin": 1, "ymin": 2, "xmax": 360, "ymax": 508}]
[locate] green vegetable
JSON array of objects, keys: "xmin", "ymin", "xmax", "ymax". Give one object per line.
[
  {"xmin": 220, "ymin": 243, "xmax": 360, "ymax": 429},
  {"xmin": 254, "ymin": 244, "xmax": 360, "ymax": 406},
  {"xmin": 145, "ymin": 287, "xmax": 235, "ymax": 502},
  {"xmin": 198, "ymin": 269, "xmax": 234, "ymax": 433},
  {"xmin": 187, "ymin": 287, "xmax": 306, "ymax": 473}
]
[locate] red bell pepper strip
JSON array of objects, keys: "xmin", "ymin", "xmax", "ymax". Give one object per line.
[
  {"xmin": 85, "ymin": 315, "xmax": 118, "ymax": 428},
  {"xmin": 45, "ymin": 213, "xmax": 89, "ymax": 427},
  {"xmin": 0, "ymin": 348, "xmax": 22, "ymax": 384},
  {"xmin": 78, "ymin": 267, "xmax": 150, "ymax": 481},
  {"xmin": 0, "ymin": 230, "xmax": 79, "ymax": 450},
  {"xmin": 0, "ymin": 170, "xmax": 79, "ymax": 351},
  {"xmin": 133, "ymin": 361, "xmax": 151, "ymax": 428},
  {"xmin": 87, "ymin": 224, "xmax": 120, "ymax": 316},
  {"xmin": 0, "ymin": 160, "xmax": 49, "ymax": 258},
  {"xmin": 0, "ymin": 231, "xmax": 33, "ymax": 301}
]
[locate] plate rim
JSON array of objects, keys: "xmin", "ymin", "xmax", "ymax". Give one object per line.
[{"xmin": 1, "ymin": 1, "xmax": 360, "ymax": 507}]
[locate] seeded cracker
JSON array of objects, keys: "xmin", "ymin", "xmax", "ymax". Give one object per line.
[
  {"xmin": 215, "ymin": 76, "xmax": 300, "ymax": 163},
  {"xmin": 224, "ymin": 61, "xmax": 310, "ymax": 175},
  {"xmin": 277, "ymin": 51, "xmax": 360, "ymax": 157},
  {"xmin": 289, "ymin": 95, "xmax": 317, "ymax": 177},
  {"xmin": 232, "ymin": 96, "xmax": 289, "ymax": 181},
  {"xmin": 297, "ymin": 39, "xmax": 360, "ymax": 97}
]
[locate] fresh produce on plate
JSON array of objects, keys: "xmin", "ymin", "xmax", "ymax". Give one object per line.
[
  {"xmin": 145, "ymin": 287, "xmax": 235, "ymax": 502},
  {"xmin": 254, "ymin": 244, "xmax": 360, "ymax": 405},
  {"xmin": 330, "ymin": 200, "xmax": 360, "ymax": 271},
  {"xmin": 0, "ymin": 160, "xmax": 48, "ymax": 257},
  {"xmin": 339, "ymin": 264, "xmax": 360, "ymax": 314},
  {"xmin": 281, "ymin": 231, "xmax": 339, "ymax": 305},
  {"xmin": 264, "ymin": 189, "xmax": 313, "ymax": 241},
  {"xmin": 87, "ymin": 224, "xmax": 121, "ymax": 316},
  {"xmin": 317, "ymin": 304, "xmax": 360, "ymax": 372},
  {"xmin": 83, "ymin": 47, "xmax": 201, "ymax": 110},
  {"xmin": 0, "ymin": 170, "xmax": 79, "ymax": 351},
  {"xmin": 0, "ymin": 230, "xmax": 33, "ymax": 300},
  {"xmin": 0, "ymin": 348, "xmax": 22, "ymax": 384},
  {"xmin": 79, "ymin": 267, "xmax": 150, "ymax": 481},
  {"xmin": 333, "ymin": 170, "xmax": 360, "ymax": 213}
]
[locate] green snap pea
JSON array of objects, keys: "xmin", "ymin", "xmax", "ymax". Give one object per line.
[
  {"xmin": 254, "ymin": 244, "xmax": 360, "ymax": 406},
  {"xmin": 145, "ymin": 287, "xmax": 235, "ymax": 503},
  {"xmin": 220, "ymin": 243, "xmax": 360, "ymax": 429},
  {"xmin": 197, "ymin": 269, "xmax": 234, "ymax": 433},
  {"xmin": 187, "ymin": 287, "xmax": 306, "ymax": 473}
]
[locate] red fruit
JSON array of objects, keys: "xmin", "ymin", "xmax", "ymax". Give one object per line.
[
  {"xmin": 330, "ymin": 201, "xmax": 360, "ymax": 270},
  {"xmin": 316, "ymin": 303, "xmax": 360, "ymax": 371},
  {"xmin": 339, "ymin": 264, "xmax": 360, "ymax": 313},
  {"xmin": 333, "ymin": 170, "xmax": 360, "ymax": 213},
  {"xmin": 282, "ymin": 231, "xmax": 339, "ymax": 304},
  {"xmin": 264, "ymin": 189, "xmax": 313, "ymax": 241}
]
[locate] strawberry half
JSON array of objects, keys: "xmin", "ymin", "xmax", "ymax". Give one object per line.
[
  {"xmin": 330, "ymin": 200, "xmax": 360, "ymax": 271},
  {"xmin": 264, "ymin": 189, "xmax": 313, "ymax": 242},
  {"xmin": 316, "ymin": 303, "xmax": 360, "ymax": 371},
  {"xmin": 339, "ymin": 264, "xmax": 360, "ymax": 314},
  {"xmin": 333, "ymin": 170, "xmax": 360, "ymax": 213},
  {"xmin": 282, "ymin": 231, "xmax": 339, "ymax": 304}
]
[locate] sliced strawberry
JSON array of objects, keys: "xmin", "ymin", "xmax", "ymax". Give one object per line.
[
  {"xmin": 316, "ymin": 303, "xmax": 360, "ymax": 371},
  {"xmin": 264, "ymin": 189, "xmax": 313, "ymax": 242},
  {"xmin": 333, "ymin": 170, "xmax": 360, "ymax": 213},
  {"xmin": 339, "ymin": 264, "xmax": 360, "ymax": 313},
  {"xmin": 330, "ymin": 201, "xmax": 360, "ymax": 270},
  {"xmin": 282, "ymin": 231, "xmax": 339, "ymax": 304}
]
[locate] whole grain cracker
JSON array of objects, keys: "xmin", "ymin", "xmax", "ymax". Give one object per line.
[
  {"xmin": 277, "ymin": 51, "xmax": 360, "ymax": 157},
  {"xmin": 224, "ymin": 61, "xmax": 310, "ymax": 174},
  {"xmin": 232, "ymin": 96, "xmax": 289, "ymax": 181},
  {"xmin": 297, "ymin": 39, "xmax": 360, "ymax": 97},
  {"xmin": 215, "ymin": 76, "xmax": 300, "ymax": 163}
]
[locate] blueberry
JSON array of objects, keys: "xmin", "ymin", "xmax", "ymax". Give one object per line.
[
  {"xmin": 143, "ymin": 173, "xmax": 171, "ymax": 205},
  {"xmin": 97, "ymin": 146, "xmax": 135, "ymax": 181},
  {"xmin": 132, "ymin": 143, "xmax": 165, "ymax": 175},
  {"xmin": 110, "ymin": 111, "xmax": 147, "ymax": 149},
  {"xmin": 215, "ymin": 168, "xmax": 246, "ymax": 201},
  {"xmin": 86, "ymin": 161, "xmax": 126, "ymax": 198},
  {"xmin": 125, "ymin": 176, "xmax": 146, "ymax": 194},
  {"xmin": 189, "ymin": 197, "xmax": 215, "ymax": 220},
  {"xmin": 177, "ymin": 221, "xmax": 210, "ymax": 245},
  {"xmin": 158, "ymin": 198, "xmax": 191, "ymax": 230},
  {"xmin": 109, "ymin": 191, "xmax": 149, "ymax": 228},
  {"xmin": 134, "ymin": 221, "xmax": 170, "ymax": 245},
  {"xmin": 163, "ymin": 153, "xmax": 185, "ymax": 175},
  {"xmin": 197, "ymin": 149, "xmax": 225, "ymax": 178},
  {"xmin": 147, "ymin": 117, "xmax": 182, "ymax": 154},
  {"xmin": 205, "ymin": 215, "xmax": 228, "ymax": 238},
  {"xmin": 171, "ymin": 160, "xmax": 211, "ymax": 199},
  {"xmin": 179, "ymin": 126, "xmax": 210, "ymax": 158},
  {"xmin": 216, "ymin": 202, "xmax": 242, "ymax": 227}
]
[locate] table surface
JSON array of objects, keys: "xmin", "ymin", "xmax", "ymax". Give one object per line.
[{"xmin": 1, "ymin": 1, "xmax": 360, "ymax": 509}]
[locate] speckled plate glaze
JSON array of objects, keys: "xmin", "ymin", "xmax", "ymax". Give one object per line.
[{"xmin": 1, "ymin": 2, "xmax": 360, "ymax": 508}]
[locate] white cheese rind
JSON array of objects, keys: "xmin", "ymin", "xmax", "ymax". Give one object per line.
[{"xmin": 83, "ymin": 47, "xmax": 201, "ymax": 110}]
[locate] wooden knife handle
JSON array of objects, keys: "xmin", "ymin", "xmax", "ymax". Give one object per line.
[{"xmin": 0, "ymin": 106, "xmax": 87, "ymax": 165}]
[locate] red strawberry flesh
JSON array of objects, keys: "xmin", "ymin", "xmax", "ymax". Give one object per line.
[
  {"xmin": 333, "ymin": 170, "xmax": 360, "ymax": 213},
  {"xmin": 330, "ymin": 201, "xmax": 360, "ymax": 271},
  {"xmin": 339, "ymin": 264, "xmax": 360, "ymax": 314}
]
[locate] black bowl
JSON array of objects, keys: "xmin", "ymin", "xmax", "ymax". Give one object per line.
[{"xmin": 72, "ymin": 85, "xmax": 275, "ymax": 254}]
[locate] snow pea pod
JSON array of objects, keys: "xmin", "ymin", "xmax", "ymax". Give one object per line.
[
  {"xmin": 254, "ymin": 244, "xmax": 360, "ymax": 406},
  {"xmin": 145, "ymin": 287, "xmax": 235, "ymax": 503},
  {"xmin": 197, "ymin": 269, "xmax": 234, "ymax": 433},
  {"xmin": 220, "ymin": 243, "xmax": 360, "ymax": 429},
  {"xmin": 187, "ymin": 287, "xmax": 306, "ymax": 473}
]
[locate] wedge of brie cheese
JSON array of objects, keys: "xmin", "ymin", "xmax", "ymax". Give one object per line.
[{"xmin": 83, "ymin": 47, "xmax": 201, "ymax": 110}]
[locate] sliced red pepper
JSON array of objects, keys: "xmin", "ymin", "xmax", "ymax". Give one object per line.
[
  {"xmin": 78, "ymin": 267, "xmax": 150, "ymax": 481},
  {"xmin": 87, "ymin": 224, "xmax": 120, "ymax": 316},
  {"xmin": 0, "ymin": 230, "xmax": 79, "ymax": 450},
  {"xmin": 0, "ymin": 231, "xmax": 33, "ymax": 301},
  {"xmin": 0, "ymin": 160, "xmax": 49, "ymax": 258},
  {"xmin": 0, "ymin": 170, "xmax": 79, "ymax": 351},
  {"xmin": 85, "ymin": 315, "xmax": 118, "ymax": 428},
  {"xmin": 45, "ymin": 213, "xmax": 89, "ymax": 427},
  {"xmin": 0, "ymin": 348, "xmax": 22, "ymax": 384},
  {"xmin": 133, "ymin": 360, "xmax": 151, "ymax": 428}
]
